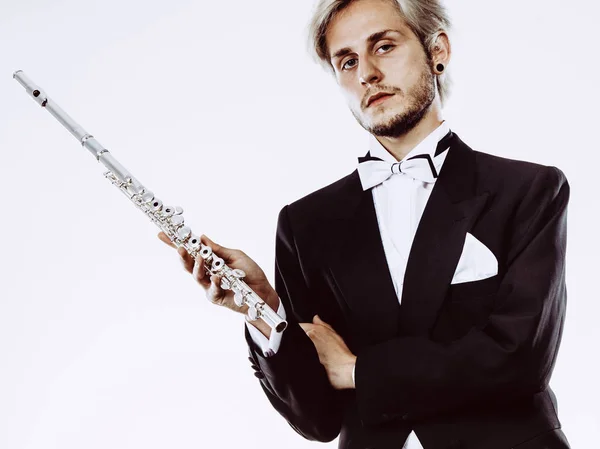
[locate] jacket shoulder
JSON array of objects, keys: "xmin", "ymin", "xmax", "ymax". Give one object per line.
[{"xmin": 471, "ymin": 149, "xmax": 567, "ymax": 189}]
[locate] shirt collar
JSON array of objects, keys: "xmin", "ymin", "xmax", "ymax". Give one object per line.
[{"xmin": 367, "ymin": 121, "xmax": 452, "ymax": 174}]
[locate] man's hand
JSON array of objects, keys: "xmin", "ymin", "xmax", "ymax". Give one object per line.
[
  {"xmin": 300, "ymin": 316, "xmax": 356, "ymax": 390},
  {"xmin": 157, "ymin": 232, "xmax": 280, "ymax": 333}
]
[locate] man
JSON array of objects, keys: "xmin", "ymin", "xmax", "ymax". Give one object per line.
[{"xmin": 159, "ymin": 0, "xmax": 571, "ymax": 447}]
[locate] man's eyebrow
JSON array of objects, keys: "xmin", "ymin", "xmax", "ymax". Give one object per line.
[{"xmin": 330, "ymin": 29, "xmax": 400, "ymax": 62}]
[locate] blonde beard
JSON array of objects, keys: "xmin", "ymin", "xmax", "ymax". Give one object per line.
[{"xmin": 352, "ymin": 66, "xmax": 436, "ymax": 138}]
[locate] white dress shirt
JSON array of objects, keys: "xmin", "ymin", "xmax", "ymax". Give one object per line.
[{"xmin": 246, "ymin": 121, "xmax": 452, "ymax": 449}]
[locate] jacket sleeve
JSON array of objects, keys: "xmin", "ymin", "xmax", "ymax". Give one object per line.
[
  {"xmin": 245, "ymin": 204, "xmax": 344, "ymax": 442},
  {"xmin": 355, "ymin": 165, "xmax": 570, "ymax": 425}
]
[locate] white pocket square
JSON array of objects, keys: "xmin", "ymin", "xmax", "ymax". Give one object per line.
[{"xmin": 451, "ymin": 232, "xmax": 498, "ymax": 284}]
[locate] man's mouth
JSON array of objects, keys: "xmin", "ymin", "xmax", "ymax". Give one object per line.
[{"xmin": 367, "ymin": 93, "xmax": 394, "ymax": 107}]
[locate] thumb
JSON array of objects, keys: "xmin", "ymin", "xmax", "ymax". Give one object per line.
[{"xmin": 201, "ymin": 235, "xmax": 235, "ymax": 262}]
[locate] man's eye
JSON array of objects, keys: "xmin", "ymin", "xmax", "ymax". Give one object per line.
[
  {"xmin": 341, "ymin": 58, "xmax": 357, "ymax": 71},
  {"xmin": 377, "ymin": 44, "xmax": 394, "ymax": 53}
]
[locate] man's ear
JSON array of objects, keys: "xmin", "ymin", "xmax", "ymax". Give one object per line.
[{"xmin": 431, "ymin": 31, "xmax": 451, "ymax": 68}]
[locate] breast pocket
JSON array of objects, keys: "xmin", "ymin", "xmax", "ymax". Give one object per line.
[
  {"xmin": 448, "ymin": 274, "xmax": 500, "ymax": 301},
  {"xmin": 431, "ymin": 275, "xmax": 500, "ymax": 342}
]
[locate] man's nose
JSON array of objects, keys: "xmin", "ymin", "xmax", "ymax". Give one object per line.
[{"xmin": 359, "ymin": 58, "xmax": 382, "ymax": 86}]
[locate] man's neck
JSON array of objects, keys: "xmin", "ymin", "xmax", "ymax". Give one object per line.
[{"xmin": 374, "ymin": 108, "xmax": 444, "ymax": 161}]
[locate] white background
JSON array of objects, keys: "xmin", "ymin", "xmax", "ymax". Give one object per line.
[{"xmin": 1, "ymin": 0, "xmax": 598, "ymax": 447}]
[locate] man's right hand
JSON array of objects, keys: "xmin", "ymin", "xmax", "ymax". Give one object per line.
[{"xmin": 157, "ymin": 232, "xmax": 280, "ymax": 321}]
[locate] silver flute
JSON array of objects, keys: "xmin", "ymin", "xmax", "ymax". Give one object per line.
[{"xmin": 14, "ymin": 70, "xmax": 287, "ymax": 333}]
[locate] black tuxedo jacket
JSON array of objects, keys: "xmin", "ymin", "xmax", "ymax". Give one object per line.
[{"xmin": 245, "ymin": 132, "xmax": 570, "ymax": 449}]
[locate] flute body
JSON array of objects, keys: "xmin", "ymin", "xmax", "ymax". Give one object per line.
[{"xmin": 13, "ymin": 70, "xmax": 287, "ymax": 334}]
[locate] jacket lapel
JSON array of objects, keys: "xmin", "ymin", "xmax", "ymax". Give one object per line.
[
  {"xmin": 327, "ymin": 178, "xmax": 401, "ymax": 345},
  {"xmin": 327, "ymin": 133, "xmax": 490, "ymax": 341},
  {"xmin": 398, "ymin": 134, "xmax": 490, "ymax": 335}
]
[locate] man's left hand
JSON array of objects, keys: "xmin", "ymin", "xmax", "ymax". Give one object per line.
[{"xmin": 299, "ymin": 316, "xmax": 356, "ymax": 390}]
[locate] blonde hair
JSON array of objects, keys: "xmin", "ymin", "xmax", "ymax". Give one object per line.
[{"xmin": 306, "ymin": 0, "xmax": 453, "ymax": 105}]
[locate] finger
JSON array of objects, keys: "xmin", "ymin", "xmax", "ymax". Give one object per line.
[
  {"xmin": 192, "ymin": 254, "xmax": 210, "ymax": 287},
  {"xmin": 206, "ymin": 274, "xmax": 227, "ymax": 303},
  {"xmin": 157, "ymin": 232, "xmax": 176, "ymax": 248},
  {"xmin": 299, "ymin": 323, "xmax": 317, "ymax": 334},
  {"xmin": 299, "ymin": 324, "xmax": 316, "ymax": 339},
  {"xmin": 178, "ymin": 246, "xmax": 195, "ymax": 274},
  {"xmin": 313, "ymin": 315, "xmax": 335, "ymax": 332},
  {"xmin": 201, "ymin": 235, "xmax": 237, "ymax": 263}
]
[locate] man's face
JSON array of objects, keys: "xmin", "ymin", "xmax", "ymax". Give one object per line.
[{"xmin": 325, "ymin": 0, "xmax": 436, "ymax": 138}]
